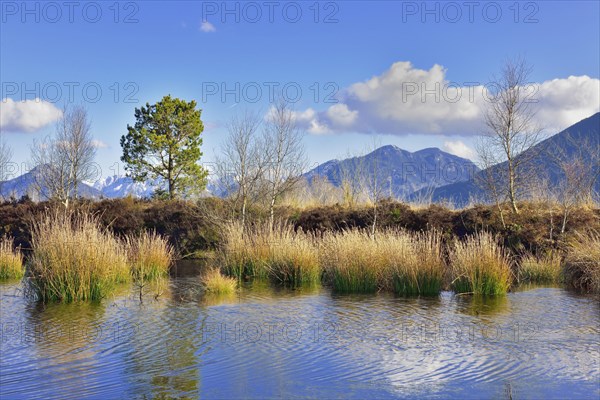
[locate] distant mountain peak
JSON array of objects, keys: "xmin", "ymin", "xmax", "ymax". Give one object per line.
[
  {"xmin": 412, "ymin": 112, "xmax": 600, "ymax": 206},
  {"xmin": 304, "ymin": 145, "xmax": 479, "ymax": 199},
  {"xmin": 92, "ymin": 175, "xmax": 163, "ymax": 199},
  {"xmin": 414, "ymin": 147, "xmax": 440, "ymax": 154}
]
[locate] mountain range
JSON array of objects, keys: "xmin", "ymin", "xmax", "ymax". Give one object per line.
[
  {"xmin": 90, "ymin": 175, "xmax": 162, "ymax": 199},
  {"xmin": 0, "ymin": 166, "xmax": 102, "ymax": 201},
  {"xmin": 2, "ymin": 113, "xmax": 598, "ymax": 203},
  {"xmin": 408, "ymin": 112, "xmax": 600, "ymax": 206},
  {"xmin": 303, "ymin": 145, "xmax": 479, "ymax": 199},
  {"xmin": 0, "ymin": 171, "xmax": 216, "ymax": 200}
]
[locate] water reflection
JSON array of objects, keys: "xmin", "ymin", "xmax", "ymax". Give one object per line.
[
  {"xmin": 1, "ymin": 268, "xmax": 599, "ymax": 399},
  {"xmin": 454, "ymin": 293, "xmax": 510, "ymax": 316}
]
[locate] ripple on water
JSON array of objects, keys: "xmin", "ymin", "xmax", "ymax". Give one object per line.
[{"xmin": 1, "ymin": 278, "xmax": 599, "ymax": 399}]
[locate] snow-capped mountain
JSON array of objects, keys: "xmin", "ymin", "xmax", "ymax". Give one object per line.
[
  {"xmin": 91, "ymin": 175, "xmax": 163, "ymax": 199},
  {"xmin": 0, "ymin": 165, "xmax": 102, "ymax": 200},
  {"xmin": 91, "ymin": 174, "xmax": 218, "ymax": 198}
]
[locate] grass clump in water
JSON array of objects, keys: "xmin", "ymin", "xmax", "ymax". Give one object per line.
[
  {"xmin": 0, "ymin": 236, "xmax": 24, "ymax": 280},
  {"xmin": 450, "ymin": 232, "xmax": 512, "ymax": 295},
  {"xmin": 265, "ymin": 225, "xmax": 320, "ymax": 287},
  {"xmin": 563, "ymin": 231, "xmax": 600, "ymax": 293},
  {"xmin": 320, "ymin": 230, "xmax": 381, "ymax": 293},
  {"xmin": 202, "ymin": 269, "xmax": 237, "ymax": 294},
  {"xmin": 388, "ymin": 230, "xmax": 445, "ymax": 296},
  {"xmin": 221, "ymin": 222, "xmax": 270, "ymax": 280},
  {"xmin": 320, "ymin": 229, "xmax": 445, "ymax": 295},
  {"xmin": 519, "ymin": 252, "xmax": 562, "ymax": 284},
  {"xmin": 222, "ymin": 221, "xmax": 319, "ymax": 287},
  {"xmin": 125, "ymin": 231, "xmax": 174, "ymax": 280},
  {"xmin": 28, "ymin": 211, "xmax": 130, "ymax": 303}
]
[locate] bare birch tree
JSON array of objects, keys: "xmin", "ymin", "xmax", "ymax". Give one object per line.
[
  {"xmin": 547, "ymin": 133, "xmax": 600, "ymax": 234},
  {"xmin": 217, "ymin": 111, "xmax": 267, "ymax": 230},
  {"xmin": 336, "ymin": 149, "xmax": 367, "ymax": 207},
  {"xmin": 0, "ymin": 139, "xmax": 13, "ymax": 200},
  {"xmin": 479, "ymin": 58, "xmax": 543, "ymax": 214},
  {"xmin": 30, "ymin": 105, "xmax": 96, "ymax": 207},
  {"xmin": 263, "ymin": 99, "xmax": 307, "ymax": 231},
  {"xmin": 31, "ymin": 135, "xmax": 72, "ymax": 206},
  {"xmin": 361, "ymin": 138, "xmax": 384, "ymax": 238},
  {"xmin": 60, "ymin": 105, "xmax": 96, "ymax": 196},
  {"xmin": 476, "ymin": 141, "xmax": 507, "ymax": 228}
]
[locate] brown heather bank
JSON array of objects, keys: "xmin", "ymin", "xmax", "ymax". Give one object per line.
[
  {"xmin": 0, "ymin": 197, "xmax": 225, "ymax": 257},
  {"xmin": 1, "ymin": 198, "xmax": 598, "ymax": 293},
  {"xmin": 290, "ymin": 200, "xmax": 600, "ymax": 254},
  {"xmin": 1, "ymin": 198, "xmax": 598, "ymax": 257}
]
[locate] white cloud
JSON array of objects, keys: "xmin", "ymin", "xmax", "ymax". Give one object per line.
[
  {"xmin": 0, "ymin": 98, "xmax": 62, "ymax": 133},
  {"xmin": 273, "ymin": 107, "xmax": 331, "ymax": 135},
  {"xmin": 442, "ymin": 140, "xmax": 475, "ymax": 160},
  {"xmin": 91, "ymin": 140, "xmax": 109, "ymax": 149},
  {"xmin": 200, "ymin": 20, "xmax": 216, "ymax": 32},
  {"xmin": 298, "ymin": 61, "xmax": 600, "ymax": 136},
  {"xmin": 326, "ymin": 103, "xmax": 358, "ymax": 127},
  {"xmin": 533, "ymin": 75, "xmax": 600, "ymax": 132}
]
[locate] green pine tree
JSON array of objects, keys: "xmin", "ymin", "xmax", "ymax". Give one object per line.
[{"xmin": 120, "ymin": 95, "xmax": 208, "ymax": 199}]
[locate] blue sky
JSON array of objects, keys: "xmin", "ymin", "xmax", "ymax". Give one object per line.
[{"xmin": 1, "ymin": 0, "xmax": 599, "ymax": 181}]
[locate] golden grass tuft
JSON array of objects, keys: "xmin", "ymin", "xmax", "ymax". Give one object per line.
[
  {"xmin": 519, "ymin": 252, "xmax": 562, "ymax": 284},
  {"xmin": 450, "ymin": 232, "xmax": 512, "ymax": 295},
  {"xmin": 202, "ymin": 269, "xmax": 237, "ymax": 295},
  {"xmin": 223, "ymin": 221, "xmax": 445, "ymax": 294},
  {"xmin": 125, "ymin": 231, "xmax": 174, "ymax": 280},
  {"xmin": 222, "ymin": 221, "xmax": 319, "ymax": 286},
  {"xmin": 563, "ymin": 231, "xmax": 600, "ymax": 293},
  {"xmin": 0, "ymin": 236, "xmax": 24, "ymax": 280},
  {"xmin": 265, "ymin": 226, "xmax": 320, "ymax": 287},
  {"xmin": 319, "ymin": 230, "xmax": 381, "ymax": 293},
  {"xmin": 222, "ymin": 221, "xmax": 271, "ymax": 279},
  {"xmin": 388, "ymin": 230, "xmax": 445, "ymax": 296},
  {"xmin": 28, "ymin": 211, "xmax": 130, "ymax": 303},
  {"xmin": 320, "ymin": 229, "xmax": 444, "ymax": 295}
]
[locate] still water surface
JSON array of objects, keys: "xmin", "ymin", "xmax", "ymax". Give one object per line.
[{"xmin": 1, "ymin": 263, "xmax": 599, "ymax": 399}]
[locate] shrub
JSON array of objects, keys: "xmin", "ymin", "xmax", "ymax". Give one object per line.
[
  {"xmin": 450, "ymin": 232, "xmax": 512, "ymax": 295},
  {"xmin": 0, "ymin": 236, "xmax": 24, "ymax": 280}
]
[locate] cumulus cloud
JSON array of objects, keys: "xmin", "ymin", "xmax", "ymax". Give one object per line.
[
  {"xmin": 0, "ymin": 98, "xmax": 62, "ymax": 133},
  {"xmin": 262, "ymin": 106, "xmax": 331, "ymax": 135},
  {"xmin": 292, "ymin": 108, "xmax": 331, "ymax": 135},
  {"xmin": 533, "ymin": 75, "xmax": 600, "ymax": 132},
  {"xmin": 326, "ymin": 103, "xmax": 358, "ymax": 127},
  {"xmin": 442, "ymin": 140, "xmax": 476, "ymax": 160},
  {"xmin": 200, "ymin": 20, "xmax": 216, "ymax": 32},
  {"xmin": 298, "ymin": 61, "xmax": 600, "ymax": 136}
]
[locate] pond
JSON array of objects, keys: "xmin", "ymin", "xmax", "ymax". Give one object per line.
[{"xmin": 1, "ymin": 262, "xmax": 599, "ymax": 399}]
